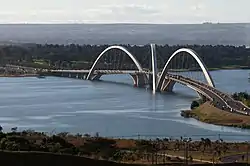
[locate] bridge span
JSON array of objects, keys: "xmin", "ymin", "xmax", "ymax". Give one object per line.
[
  {"xmin": 45, "ymin": 44, "xmax": 250, "ymax": 116},
  {"xmin": 50, "ymin": 68, "xmax": 250, "ymax": 115},
  {"xmin": 166, "ymin": 74, "xmax": 250, "ymax": 115},
  {"xmin": 50, "ymin": 69, "xmax": 151, "ymax": 75}
]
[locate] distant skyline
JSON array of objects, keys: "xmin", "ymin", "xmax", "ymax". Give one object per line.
[{"xmin": 0, "ymin": 0, "xmax": 250, "ymax": 24}]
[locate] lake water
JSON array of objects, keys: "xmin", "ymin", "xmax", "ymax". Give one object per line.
[{"xmin": 0, "ymin": 69, "xmax": 249, "ymax": 141}]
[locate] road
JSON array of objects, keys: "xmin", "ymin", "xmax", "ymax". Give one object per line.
[
  {"xmin": 168, "ymin": 74, "xmax": 250, "ymax": 116},
  {"xmin": 220, "ymin": 153, "xmax": 250, "ymax": 163}
]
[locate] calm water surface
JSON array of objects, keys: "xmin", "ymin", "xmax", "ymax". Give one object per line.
[{"xmin": 0, "ymin": 70, "xmax": 249, "ymax": 141}]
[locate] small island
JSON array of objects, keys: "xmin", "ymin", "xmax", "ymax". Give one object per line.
[{"xmin": 181, "ymin": 92, "xmax": 250, "ymax": 129}]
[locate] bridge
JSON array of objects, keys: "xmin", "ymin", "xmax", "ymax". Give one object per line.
[{"xmin": 49, "ymin": 44, "xmax": 250, "ymax": 115}]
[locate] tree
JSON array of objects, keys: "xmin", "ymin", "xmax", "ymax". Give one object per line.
[
  {"xmin": 57, "ymin": 132, "xmax": 69, "ymax": 138},
  {"xmin": 95, "ymin": 132, "xmax": 100, "ymax": 138},
  {"xmin": 189, "ymin": 155, "xmax": 193, "ymax": 162},
  {"xmin": 191, "ymin": 101, "xmax": 200, "ymax": 109},
  {"xmin": 0, "ymin": 138, "xmax": 7, "ymax": 149},
  {"xmin": 241, "ymin": 155, "xmax": 245, "ymax": 161},
  {"xmin": 84, "ymin": 133, "xmax": 91, "ymax": 138},
  {"xmin": 50, "ymin": 143, "xmax": 61, "ymax": 153},
  {"xmin": 112, "ymin": 151, "xmax": 124, "ymax": 162},
  {"xmin": 11, "ymin": 127, "xmax": 17, "ymax": 133}
]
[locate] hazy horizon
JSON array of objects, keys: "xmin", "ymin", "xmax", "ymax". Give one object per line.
[
  {"xmin": 0, "ymin": 22, "xmax": 250, "ymax": 25},
  {"xmin": 0, "ymin": 24, "xmax": 249, "ymax": 46}
]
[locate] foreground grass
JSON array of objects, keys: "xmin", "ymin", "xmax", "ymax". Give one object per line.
[{"xmin": 0, "ymin": 129, "xmax": 250, "ymax": 165}]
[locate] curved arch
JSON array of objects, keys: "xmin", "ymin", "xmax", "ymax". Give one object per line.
[
  {"xmin": 87, "ymin": 46, "xmax": 143, "ymax": 80},
  {"xmin": 157, "ymin": 48, "xmax": 215, "ymax": 90}
]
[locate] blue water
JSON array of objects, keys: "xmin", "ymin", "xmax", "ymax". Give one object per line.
[{"xmin": 0, "ymin": 69, "xmax": 249, "ymax": 141}]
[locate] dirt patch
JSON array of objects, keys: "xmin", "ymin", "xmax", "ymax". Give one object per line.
[{"xmin": 115, "ymin": 139, "xmax": 136, "ymax": 149}]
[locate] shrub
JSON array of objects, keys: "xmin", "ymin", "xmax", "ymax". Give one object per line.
[{"xmin": 191, "ymin": 100, "xmax": 200, "ymax": 110}]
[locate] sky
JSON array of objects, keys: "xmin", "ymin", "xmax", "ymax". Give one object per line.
[{"xmin": 0, "ymin": 0, "xmax": 250, "ymax": 24}]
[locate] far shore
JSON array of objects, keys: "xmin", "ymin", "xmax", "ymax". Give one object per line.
[
  {"xmin": 208, "ymin": 66, "xmax": 250, "ymax": 71},
  {"xmin": 181, "ymin": 102, "xmax": 250, "ymax": 129},
  {"xmin": 163, "ymin": 66, "xmax": 250, "ymax": 72},
  {"xmin": 0, "ymin": 74, "xmax": 39, "ymax": 77}
]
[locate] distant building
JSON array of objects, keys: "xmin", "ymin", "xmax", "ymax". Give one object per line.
[{"xmin": 202, "ymin": 22, "xmax": 213, "ymax": 24}]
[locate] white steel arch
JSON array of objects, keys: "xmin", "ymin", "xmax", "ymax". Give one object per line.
[
  {"xmin": 151, "ymin": 44, "xmax": 158, "ymax": 94},
  {"xmin": 157, "ymin": 48, "xmax": 215, "ymax": 90},
  {"xmin": 87, "ymin": 45, "xmax": 143, "ymax": 80}
]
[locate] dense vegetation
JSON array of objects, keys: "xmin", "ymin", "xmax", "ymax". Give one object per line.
[
  {"xmin": 0, "ymin": 127, "xmax": 250, "ymax": 165},
  {"xmin": 232, "ymin": 92, "xmax": 250, "ymax": 107},
  {"xmin": 0, "ymin": 44, "xmax": 250, "ymax": 69}
]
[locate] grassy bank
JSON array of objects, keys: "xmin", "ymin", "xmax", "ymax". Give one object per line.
[{"xmin": 181, "ymin": 102, "xmax": 250, "ymax": 129}]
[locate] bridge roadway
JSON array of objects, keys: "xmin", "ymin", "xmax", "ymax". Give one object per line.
[
  {"xmin": 50, "ymin": 69, "xmax": 151, "ymax": 75},
  {"xmin": 167, "ymin": 74, "xmax": 250, "ymax": 115}
]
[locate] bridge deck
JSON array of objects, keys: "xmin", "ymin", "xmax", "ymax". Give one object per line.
[
  {"xmin": 50, "ymin": 70, "xmax": 151, "ymax": 74},
  {"xmin": 167, "ymin": 74, "xmax": 250, "ymax": 115}
]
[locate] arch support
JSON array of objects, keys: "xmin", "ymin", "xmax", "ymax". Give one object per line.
[
  {"xmin": 161, "ymin": 79, "xmax": 176, "ymax": 92},
  {"xmin": 151, "ymin": 44, "xmax": 158, "ymax": 94},
  {"xmin": 87, "ymin": 46, "xmax": 143, "ymax": 80},
  {"xmin": 157, "ymin": 48, "xmax": 215, "ymax": 91}
]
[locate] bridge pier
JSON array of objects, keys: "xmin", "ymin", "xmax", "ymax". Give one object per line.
[
  {"xmin": 160, "ymin": 79, "xmax": 176, "ymax": 92},
  {"xmin": 130, "ymin": 74, "xmax": 148, "ymax": 88},
  {"xmin": 79, "ymin": 73, "xmax": 86, "ymax": 79},
  {"xmin": 160, "ymin": 77, "xmax": 210, "ymax": 101},
  {"xmin": 49, "ymin": 72, "xmax": 62, "ymax": 77},
  {"xmin": 61, "ymin": 72, "xmax": 70, "ymax": 78},
  {"xmin": 197, "ymin": 92, "xmax": 209, "ymax": 102},
  {"xmin": 69, "ymin": 73, "xmax": 78, "ymax": 79},
  {"xmin": 89, "ymin": 74, "xmax": 102, "ymax": 81},
  {"xmin": 148, "ymin": 74, "xmax": 154, "ymax": 89},
  {"xmin": 150, "ymin": 44, "xmax": 158, "ymax": 94}
]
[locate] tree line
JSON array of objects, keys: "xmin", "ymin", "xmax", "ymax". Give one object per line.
[
  {"xmin": 232, "ymin": 92, "xmax": 250, "ymax": 107},
  {"xmin": 0, "ymin": 44, "xmax": 249, "ymax": 69}
]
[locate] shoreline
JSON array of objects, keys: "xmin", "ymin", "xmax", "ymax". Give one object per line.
[
  {"xmin": 208, "ymin": 66, "xmax": 250, "ymax": 71},
  {"xmin": 181, "ymin": 102, "xmax": 250, "ymax": 129},
  {"xmin": 156, "ymin": 66, "xmax": 250, "ymax": 72},
  {"xmin": 0, "ymin": 74, "xmax": 39, "ymax": 77}
]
